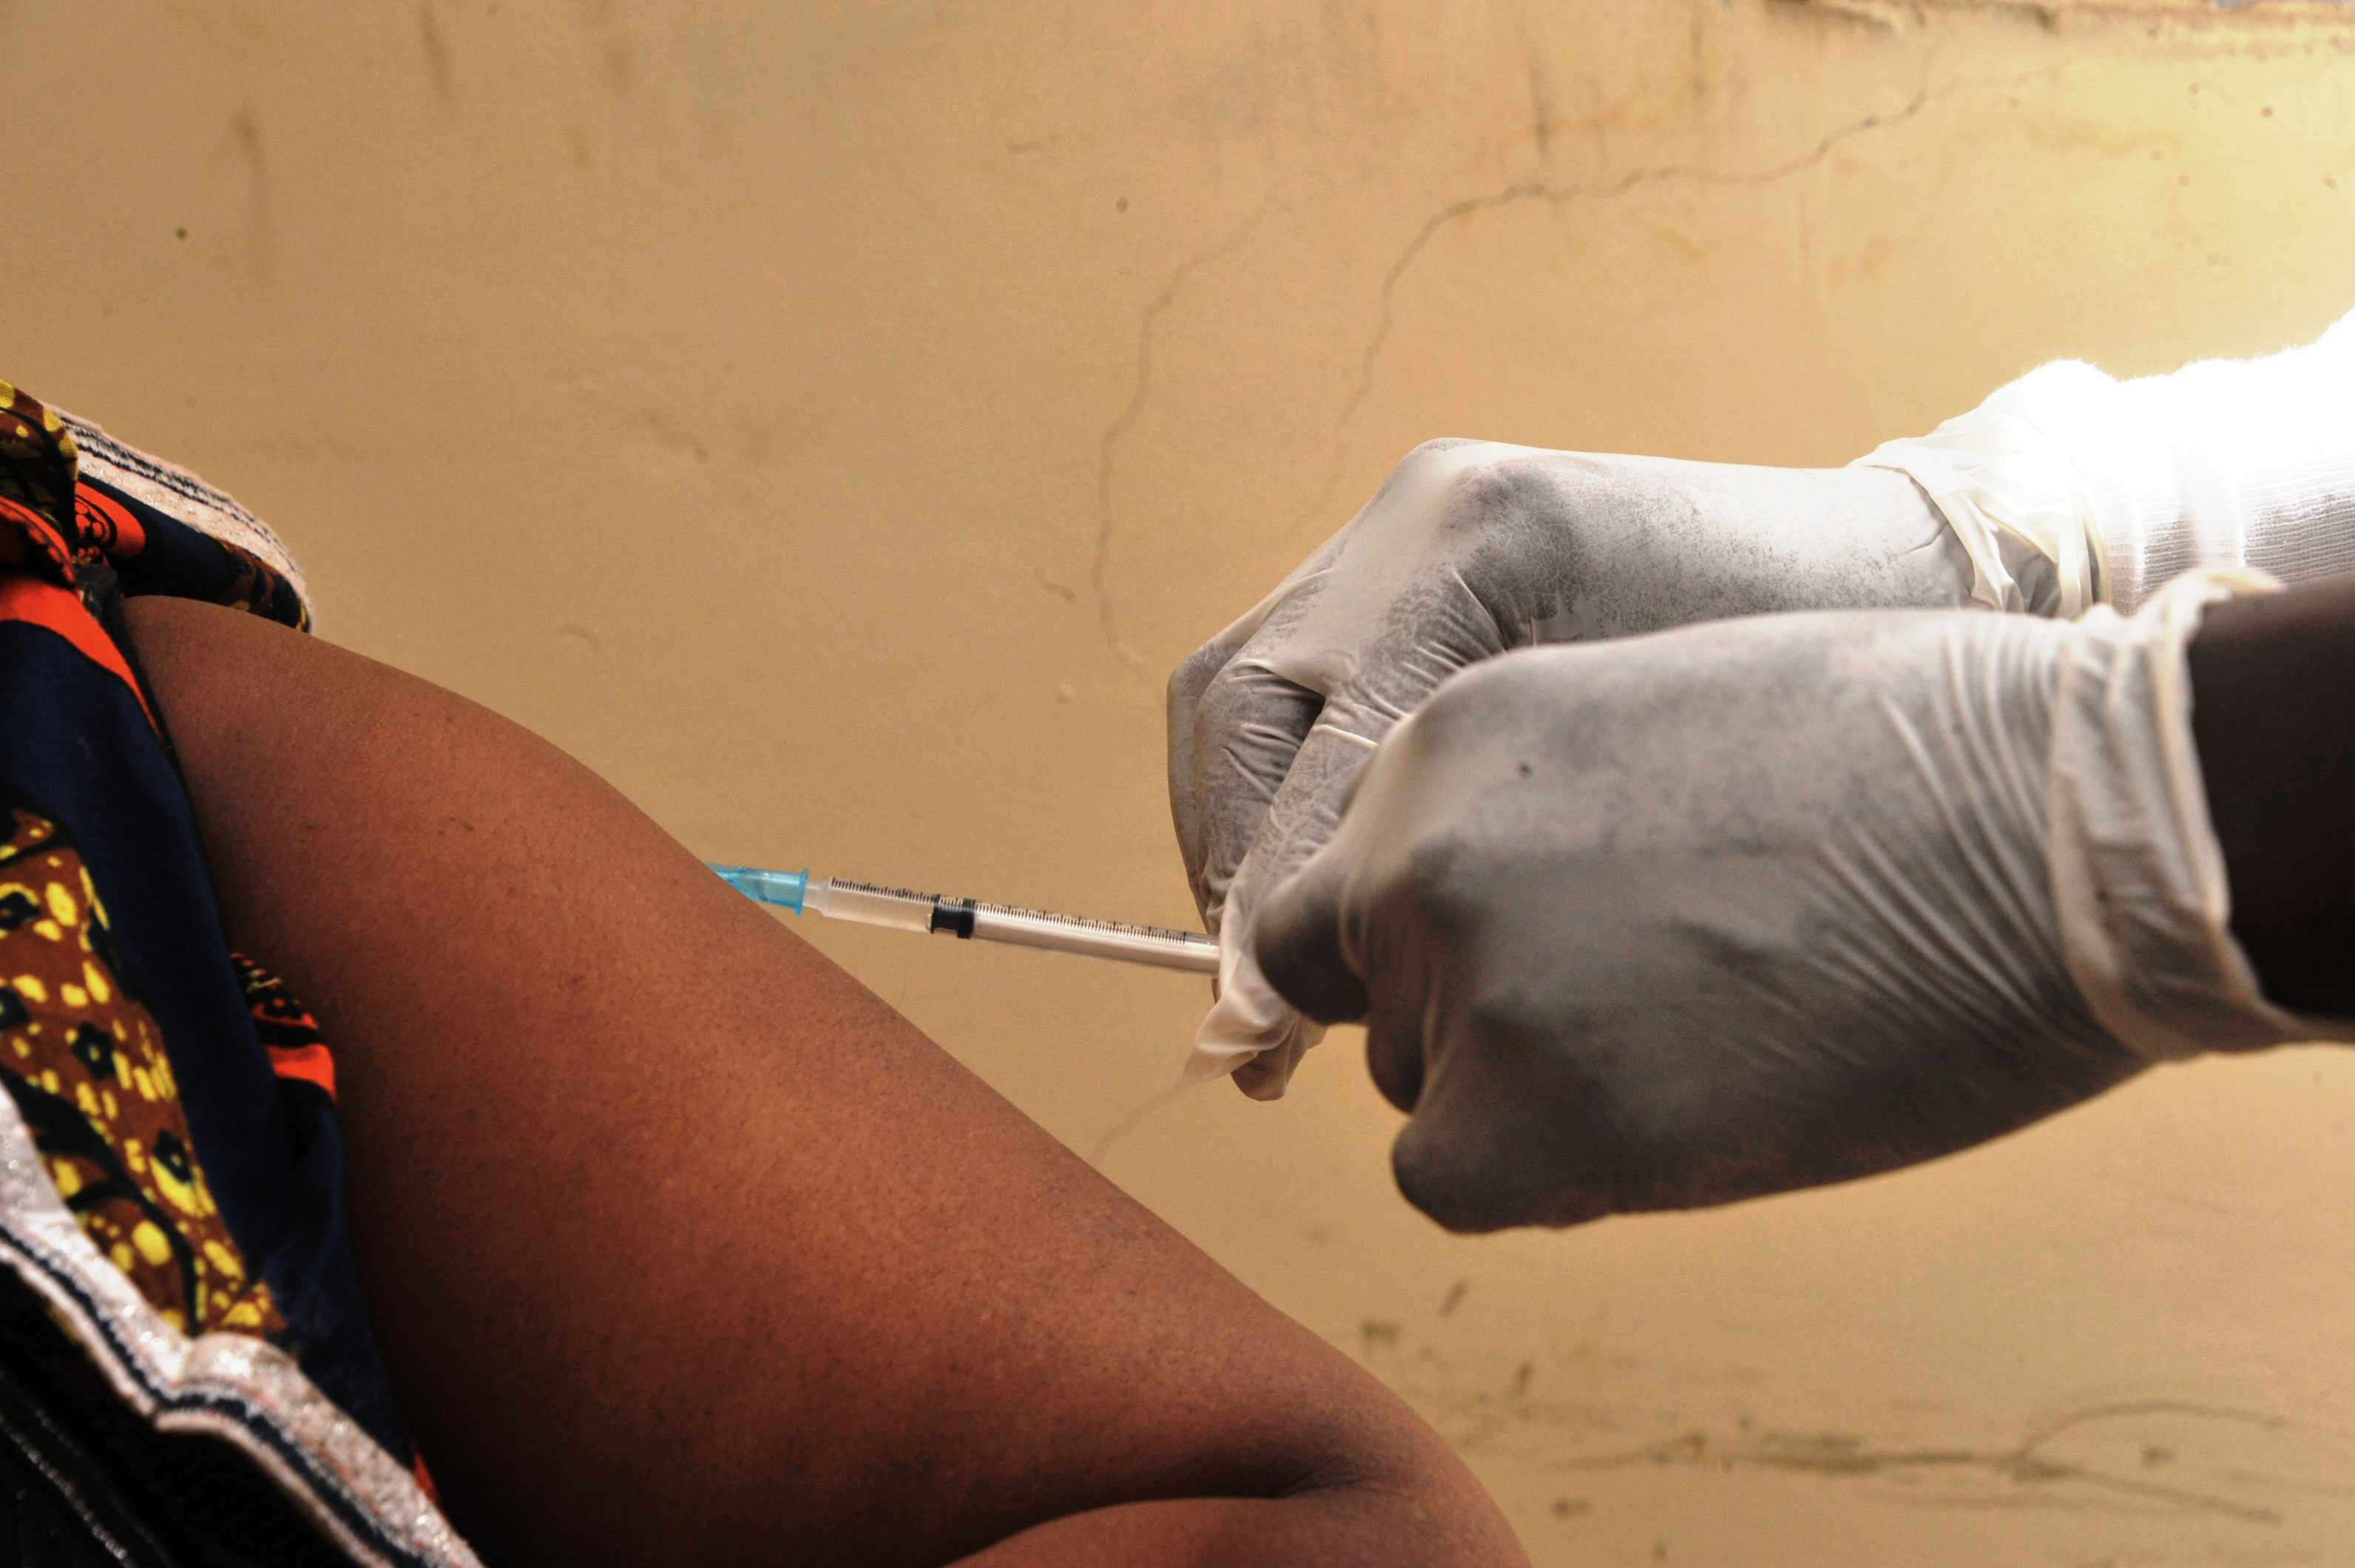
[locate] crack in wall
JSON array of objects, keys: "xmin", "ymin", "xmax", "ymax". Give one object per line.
[
  {"xmin": 1364, "ymin": 1307, "xmax": 2342, "ymax": 1527},
  {"xmin": 1546, "ymin": 1399, "xmax": 2305, "ymax": 1524},
  {"xmin": 1286, "ymin": 68, "xmax": 2035, "ymax": 544},
  {"xmin": 1338, "ymin": 79, "xmax": 1946, "ymax": 434},
  {"xmin": 1388, "ymin": 1351, "xmax": 2337, "ymax": 1527},
  {"xmin": 1092, "ymin": 193, "xmax": 1283, "ymax": 664},
  {"xmin": 1091, "ymin": 69, "xmax": 2033, "ymax": 677}
]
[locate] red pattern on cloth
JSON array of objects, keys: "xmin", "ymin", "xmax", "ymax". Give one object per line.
[
  {"xmin": 73, "ymin": 484, "xmax": 146, "ymax": 556},
  {"xmin": 231, "ymin": 952, "xmax": 339, "ymax": 1100},
  {"xmin": 0, "ymin": 572, "xmax": 155, "ymax": 728}
]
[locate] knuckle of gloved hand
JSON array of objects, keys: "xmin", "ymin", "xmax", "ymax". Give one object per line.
[
  {"xmin": 1430, "ymin": 448, "xmax": 1557, "ymax": 546},
  {"xmin": 1387, "ymin": 827, "xmax": 1499, "ymax": 948},
  {"xmin": 1410, "ymin": 653, "xmax": 1538, "ymax": 758},
  {"xmin": 1343, "ymin": 718, "xmax": 1527, "ymax": 936},
  {"xmin": 1391, "ymin": 1103, "xmax": 1620, "ymax": 1233},
  {"xmin": 1390, "ymin": 1134, "xmax": 1516, "ymax": 1234},
  {"xmin": 1361, "ymin": 1010, "xmax": 1425, "ymax": 1112},
  {"xmin": 1457, "ymin": 980, "xmax": 1559, "ymax": 1058},
  {"xmin": 1254, "ymin": 871, "xmax": 1362, "ymax": 1021},
  {"xmin": 1195, "ymin": 666, "xmax": 1320, "ymax": 787},
  {"xmin": 1190, "ymin": 655, "xmax": 1268, "ymax": 736},
  {"xmin": 1260, "ymin": 938, "xmax": 1366, "ymax": 1026},
  {"xmin": 1197, "ymin": 655, "xmax": 1289, "ymax": 728},
  {"xmin": 1376, "ymin": 439, "xmax": 1530, "ymax": 535},
  {"xmin": 1387, "ymin": 436, "xmax": 1487, "ymax": 489},
  {"xmin": 1167, "ymin": 641, "xmax": 1231, "ymax": 717}
]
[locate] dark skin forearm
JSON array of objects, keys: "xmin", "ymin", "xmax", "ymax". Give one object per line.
[{"xmin": 2190, "ymin": 571, "xmax": 2355, "ymax": 1018}]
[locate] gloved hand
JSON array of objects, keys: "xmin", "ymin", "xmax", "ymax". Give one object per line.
[
  {"xmin": 1255, "ymin": 568, "xmax": 2352, "ymax": 1232},
  {"xmin": 1169, "ymin": 441, "xmax": 1984, "ymax": 1097}
]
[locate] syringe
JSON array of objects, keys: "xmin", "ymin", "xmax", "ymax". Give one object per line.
[{"xmin": 708, "ymin": 864, "xmax": 1220, "ymax": 976}]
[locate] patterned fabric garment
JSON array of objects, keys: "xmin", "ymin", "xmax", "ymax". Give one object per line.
[
  {"xmin": 0, "ymin": 789, "xmax": 286, "ymax": 1340},
  {"xmin": 0, "ymin": 381, "xmax": 479, "ymax": 1567}
]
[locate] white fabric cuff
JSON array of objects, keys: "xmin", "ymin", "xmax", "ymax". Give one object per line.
[{"xmin": 1857, "ymin": 308, "xmax": 2355, "ymax": 617}]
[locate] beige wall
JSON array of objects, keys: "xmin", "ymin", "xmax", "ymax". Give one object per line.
[{"xmin": 9, "ymin": 2, "xmax": 2355, "ymax": 1561}]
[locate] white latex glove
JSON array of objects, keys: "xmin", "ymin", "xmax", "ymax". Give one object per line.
[
  {"xmin": 1255, "ymin": 568, "xmax": 2355, "ymax": 1232},
  {"xmin": 1168, "ymin": 441, "xmax": 1982, "ymax": 1097}
]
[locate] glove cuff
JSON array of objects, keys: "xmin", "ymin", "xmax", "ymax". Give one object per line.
[
  {"xmin": 2044, "ymin": 567, "xmax": 2355, "ymax": 1058},
  {"xmin": 1854, "ymin": 393, "xmax": 2110, "ymax": 619}
]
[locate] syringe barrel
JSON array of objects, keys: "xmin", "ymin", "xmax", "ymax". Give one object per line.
[
  {"xmin": 968, "ymin": 903, "xmax": 1220, "ymax": 974},
  {"xmin": 812, "ymin": 878, "xmax": 939, "ymax": 933},
  {"xmin": 710, "ymin": 865, "xmax": 1220, "ymax": 976}
]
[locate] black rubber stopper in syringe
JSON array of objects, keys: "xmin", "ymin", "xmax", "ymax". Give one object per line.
[{"xmin": 928, "ymin": 897, "xmax": 978, "ymax": 939}]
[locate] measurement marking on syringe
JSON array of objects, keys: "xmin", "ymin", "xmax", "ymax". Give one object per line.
[{"xmin": 974, "ymin": 902, "xmax": 1206, "ymax": 942}]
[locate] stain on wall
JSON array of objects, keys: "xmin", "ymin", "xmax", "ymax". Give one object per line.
[{"xmin": 6, "ymin": 3, "xmax": 2355, "ymax": 1562}]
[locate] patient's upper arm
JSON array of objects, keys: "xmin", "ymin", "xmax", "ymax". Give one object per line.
[{"xmin": 121, "ymin": 596, "xmax": 1511, "ymax": 1567}]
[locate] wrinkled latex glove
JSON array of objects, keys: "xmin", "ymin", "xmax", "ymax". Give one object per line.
[
  {"xmin": 1257, "ymin": 568, "xmax": 2355, "ymax": 1232},
  {"xmin": 1169, "ymin": 441, "xmax": 1984, "ymax": 1097}
]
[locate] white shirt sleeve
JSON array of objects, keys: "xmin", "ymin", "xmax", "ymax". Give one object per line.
[{"xmin": 1855, "ymin": 310, "xmax": 2355, "ymax": 615}]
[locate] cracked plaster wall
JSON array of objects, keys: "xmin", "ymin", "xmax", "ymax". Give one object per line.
[{"xmin": 6, "ymin": 2, "xmax": 2355, "ymax": 1561}]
